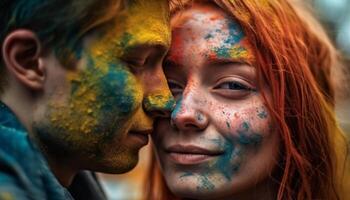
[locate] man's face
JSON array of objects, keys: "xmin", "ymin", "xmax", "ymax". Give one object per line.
[{"xmin": 35, "ymin": 0, "xmax": 174, "ymax": 173}]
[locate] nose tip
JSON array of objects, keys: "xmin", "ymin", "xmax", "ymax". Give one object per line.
[
  {"xmin": 143, "ymin": 93, "xmax": 175, "ymax": 118},
  {"xmin": 171, "ymin": 109, "xmax": 209, "ymax": 131}
]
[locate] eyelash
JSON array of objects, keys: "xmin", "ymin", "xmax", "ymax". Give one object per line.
[
  {"xmin": 167, "ymin": 79, "xmax": 255, "ymax": 99},
  {"xmin": 214, "ymin": 81, "xmax": 254, "ymax": 91}
]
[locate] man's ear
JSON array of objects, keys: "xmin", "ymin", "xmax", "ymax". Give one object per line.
[{"xmin": 2, "ymin": 29, "xmax": 45, "ymax": 90}]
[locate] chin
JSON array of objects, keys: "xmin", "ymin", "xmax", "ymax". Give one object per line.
[
  {"xmin": 171, "ymin": 189, "xmax": 217, "ymax": 200},
  {"xmin": 166, "ymin": 177, "xmax": 210, "ymax": 200}
]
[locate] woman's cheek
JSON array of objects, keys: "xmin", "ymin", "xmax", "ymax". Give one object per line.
[{"xmin": 214, "ymin": 104, "xmax": 272, "ymax": 146}]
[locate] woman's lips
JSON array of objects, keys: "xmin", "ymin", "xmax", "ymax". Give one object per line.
[{"xmin": 165, "ymin": 144, "xmax": 224, "ymax": 165}]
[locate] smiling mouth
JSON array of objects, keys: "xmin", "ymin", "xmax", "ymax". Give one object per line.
[{"xmin": 165, "ymin": 145, "xmax": 224, "ymax": 165}]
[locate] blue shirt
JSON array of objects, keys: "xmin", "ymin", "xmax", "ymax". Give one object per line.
[{"xmin": 0, "ymin": 102, "xmax": 73, "ymax": 200}]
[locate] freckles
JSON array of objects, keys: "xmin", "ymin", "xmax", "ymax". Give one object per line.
[{"xmin": 257, "ymin": 106, "xmax": 268, "ymax": 119}]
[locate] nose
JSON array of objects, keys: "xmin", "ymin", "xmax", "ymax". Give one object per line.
[
  {"xmin": 143, "ymin": 91, "xmax": 175, "ymax": 118},
  {"xmin": 171, "ymin": 96, "xmax": 209, "ymax": 131},
  {"xmin": 143, "ymin": 54, "xmax": 175, "ymax": 118}
]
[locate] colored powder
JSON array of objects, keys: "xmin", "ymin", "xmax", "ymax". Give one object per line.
[
  {"xmin": 143, "ymin": 90, "xmax": 175, "ymax": 113},
  {"xmin": 0, "ymin": 192, "xmax": 13, "ymax": 200},
  {"xmin": 49, "ymin": 52, "xmax": 141, "ymax": 145},
  {"xmin": 257, "ymin": 110, "xmax": 268, "ymax": 119},
  {"xmin": 120, "ymin": 0, "xmax": 171, "ymax": 48},
  {"xmin": 171, "ymin": 96, "xmax": 183, "ymax": 120},
  {"xmin": 208, "ymin": 138, "xmax": 240, "ymax": 181},
  {"xmin": 228, "ymin": 45, "xmax": 250, "ymax": 60},
  {"xmin": 237, "ymin": 122, "xmax": 263, "ymax": 146},
  {"xmin": 214, "ymin": 19, "xmax": 244, "ymax": 58},
  {"xmin": 197, "ymin": 174, "xmax": 215, "ymax": 191},
  {"xmin": 180, "ymin": 172, "xmax": 194, "ymax": 179},
  {"xmin": 48, "ymin": 0, "xmax": 171, "ymax": 144}
]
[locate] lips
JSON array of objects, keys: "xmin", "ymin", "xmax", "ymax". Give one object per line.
[{"xmin": 165, "ymin": 144, "xmax": 224, "ymax": 165}]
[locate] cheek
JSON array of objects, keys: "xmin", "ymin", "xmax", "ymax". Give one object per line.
[
  {"xmin": 152, "ymin": 118, "xmax": 171, "ymax": 143},
  {"xmin": 214, "ymin": 103, "xmax": 272, "ymax": 142},
  {"xmin": 49, "ymin": 56, "xmax": 143, "ymax": 137},
  {"xmin": 97, "ymin": 66, "xmax": 142, "ymax": 118}
]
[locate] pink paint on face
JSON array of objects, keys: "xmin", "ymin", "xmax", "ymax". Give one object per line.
[{"xmin": 152, "ymin": 3, "xmax": 280, "ymax": 200}]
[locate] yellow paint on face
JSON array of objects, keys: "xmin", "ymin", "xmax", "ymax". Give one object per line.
[
  {"xmin": 0, "ymin": 192, "xmax": 13, "ymax": 200},
  {"xmin": 42, "ymin": 0, "xmax": 172, "ymax": 171},
  {"xmin": 228, "ymin": 40, "xmax": 255, "ymax": 63},
  {"xmin": 124, "ymin": 0, "xmax": 171, "ymax": 47},
  {"xmin": 90, "ymin": 0, "xmax": 170, "ymax": 60}
]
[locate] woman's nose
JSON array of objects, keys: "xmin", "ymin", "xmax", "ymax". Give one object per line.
[{"xmin": 170, "ymin": 97, "xmax": 209, "ymax": 131}]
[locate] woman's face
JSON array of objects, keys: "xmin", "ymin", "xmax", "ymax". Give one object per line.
[{"xmin": 152, "ymin": 3, "xmax": 280, "ymax": 199}]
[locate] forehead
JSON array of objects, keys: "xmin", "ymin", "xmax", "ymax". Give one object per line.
[
  {"xmin": 121, "ymin": 0, "xmax": 171, "ymax": 45},
  {"xmin": 171, "ymin": 3, "xmax": 232, "ymax": 33},
  {"xmin": 169, "ymin": 3, "xmax": 254, "ymax": 65},
  {"xmin": 94, "ymin": 0, "xmax": 171, "ymax": 53}
]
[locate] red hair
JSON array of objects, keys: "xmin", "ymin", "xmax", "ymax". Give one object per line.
[{"xmin": 145, "ymin": 0, "xmax": 349, "ymax": 200}]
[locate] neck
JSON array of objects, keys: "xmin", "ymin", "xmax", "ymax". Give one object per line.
[
  {"xmin": 1, "ymin": 90, "xmax": 35, "ymax": 134},
  {"xmin": 1, "ymin": 91, "xmax": 78, "ymax": 187},
  {"xmin": 44, "ymin": 152, "xmax": 78, "ymax": 187}
]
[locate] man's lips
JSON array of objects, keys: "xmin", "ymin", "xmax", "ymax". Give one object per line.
[{"xmin": 165, "ymin": 144, "xmax": 224, "ymax": 165}]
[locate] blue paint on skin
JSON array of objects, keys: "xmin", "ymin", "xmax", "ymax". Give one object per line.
[
  {"xmin": 213, "ymin": 139, "xmax": 238, "ymax": 181},
  {"xmin": 182, "ymin": 121, "xmax": 263, "ymax": 191},
  {"xmin": 197, "ymin": 175, "xmax": 215, "ymax": 191},
  {"xmin": 257, "ymin": 109, "xmax": 268, "ymax": 119},
  {"xmin": 207, "ymin": 138, "xmax": 240, "ymax": 181},
  {"xmin": 237, "ymin": 122, "xmax": 263, "ymax": 147},
  {"xmin": 180, "ymin": 172, "xmax": 194, "ymax": 178},
  {"xmin": 119, "ymin": 32, "xmax": 133, "ymax": 50},
  {"xmin": 215, "ymin": 20, "xmax": 244, "ymax": 58},
  {"xmin": 171, "ymin": 96, "xmax": 183, "ymax": 120},
  {"xmin": 242, "ymin": 121, "xmax": 250, "ymax": 131},
  {"xmin": 86, "ymin": 56, "xmax": 136, "ymax": 117}
]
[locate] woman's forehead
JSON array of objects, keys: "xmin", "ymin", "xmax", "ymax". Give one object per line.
[{"xmin": 171, "ymin": 3, "xmax": 229, "ymax": 28}]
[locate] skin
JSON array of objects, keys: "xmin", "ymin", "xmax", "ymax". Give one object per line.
[
  {"xmin": 29, "ymin": 0, "xmax": 174, "ymax": 185},
  {"xmin": 152, "ymin": 3, "xmax": 280, "ymax": 200}
]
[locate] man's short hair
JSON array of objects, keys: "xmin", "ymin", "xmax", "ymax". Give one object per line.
[{"xmin": 0, "ymin": 0, "xmax": 125, "ymax": 93}]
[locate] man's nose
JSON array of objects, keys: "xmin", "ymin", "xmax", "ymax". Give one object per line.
[
  {"xmin": 170, "ymin": 95, "xmax": 209, "ymax": 132},
  {"xmin": 143, "ymin": 68, "xmax": 175, "ymax": 118},
  {"xmin": 143, "ymin": 90, "xmax": 175, "ymax": 118}
]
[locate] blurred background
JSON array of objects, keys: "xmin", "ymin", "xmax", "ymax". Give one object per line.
[{"xmin": 98, "ymin": 0, "xmax": 350, "ymax": 199}]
